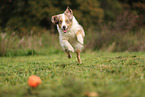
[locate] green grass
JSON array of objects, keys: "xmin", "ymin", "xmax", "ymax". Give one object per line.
[{"xmin": 0, "ymin": 51, "xmax": 145, "ymax": 97}]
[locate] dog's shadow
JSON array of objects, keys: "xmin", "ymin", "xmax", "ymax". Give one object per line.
[{"xmin": 51, "ymin": 61, "xmax": 83, "ymax": 69}]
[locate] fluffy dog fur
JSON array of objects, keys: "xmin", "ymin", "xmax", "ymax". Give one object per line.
[{"xmin": 51, "ymin": 6, "xmax": 85, "ymax": 64}]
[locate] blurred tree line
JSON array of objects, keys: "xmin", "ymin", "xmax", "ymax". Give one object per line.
[
  {"xmin": 0, "ymin": 0, "xmax": 145, "ymax": 33},
  {"xmin": 0, "ymin": 0, "xmax": 145, "ymax": 56}
]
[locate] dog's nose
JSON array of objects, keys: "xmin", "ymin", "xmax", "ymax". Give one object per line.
[{"xmin": 63, "ymin": 25, "xmax": 66, "ymax": 29}]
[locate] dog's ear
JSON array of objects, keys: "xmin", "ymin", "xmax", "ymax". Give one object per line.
[
  {"xmin": 51, "ymin": 15, "xmax": 59, "ymax": 25},
  {"xmin": 64, "ymin": 6, "xmax": 73, "ymax": 20}
]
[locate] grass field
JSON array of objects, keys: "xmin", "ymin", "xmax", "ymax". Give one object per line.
[{"xmin": 0, "ymin": 51, "xmax": 145, "ymax": 97}]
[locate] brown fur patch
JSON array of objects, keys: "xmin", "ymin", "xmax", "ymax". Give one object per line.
[
  {"xmin": 51, "ymin": 15, "xmax": 59, "ymax": 24},
  {"xmin": 76, "ymin": 30, "xmax": 85, "ymax": 37},
  {"xmin": 58, "ymin": 16, "xmax": 63, "ymax": 27},
  {"xmin": 65, "ymin": 15, "xmax": 72, "ymax": 29}
]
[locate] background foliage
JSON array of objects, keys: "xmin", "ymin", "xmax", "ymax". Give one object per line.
[{"xmin": 0, "ymin": 0, "xmax": 145, "ymax": 56}]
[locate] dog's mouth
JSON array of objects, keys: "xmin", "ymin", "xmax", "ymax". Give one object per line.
[{"xmin": 62, "ymin": 29, "xmax": 67, "ymax": 33}]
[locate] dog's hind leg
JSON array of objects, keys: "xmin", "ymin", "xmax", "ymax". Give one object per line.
[
  {"xmin": 76, "ymin": 50, "xmax": 82, "ymax": 64},
  {"xmin": 65, "ymin": 49, "xmax": 72, "ymax": 59}
]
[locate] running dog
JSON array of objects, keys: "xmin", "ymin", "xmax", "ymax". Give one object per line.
[{"xmin": 51, "ymin": 6, "xmax": 85, "ymax": 64}]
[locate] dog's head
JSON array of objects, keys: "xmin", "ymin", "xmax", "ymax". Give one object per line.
[{"xmin": 51, "ymin": 6, "xmax": 73, "ymax": 33}]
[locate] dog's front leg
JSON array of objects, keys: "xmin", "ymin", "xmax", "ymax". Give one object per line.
[
  {"xmin": 61, "ymin": 40, "xmax": 74, "ymax": 52},
  {"xmin": 76, "ymin": 31, "xmax": 84, "ymax": 44}
]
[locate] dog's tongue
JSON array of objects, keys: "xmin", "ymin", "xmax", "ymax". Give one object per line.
[{"xmin": 63, "ymin": 29, "xmax": 67, "ymax": 33}]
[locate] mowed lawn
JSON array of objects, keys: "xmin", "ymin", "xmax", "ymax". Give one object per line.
[{"xmin": 0, "ymin": 52, "xmax": 145, "ymax": 97}]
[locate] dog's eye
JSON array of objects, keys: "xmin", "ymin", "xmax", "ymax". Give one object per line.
[
  {"xmin": 60, "ymin": 20, "xmax": 62, "ymax": 24},
  {"xmin": 66, "ymin": 20, "xmax": 69, "ymax": 23}
]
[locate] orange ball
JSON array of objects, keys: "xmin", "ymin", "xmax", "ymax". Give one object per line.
[{"xmin": 28, "ymin": 75, "xmax": 41, "ymax": 88}]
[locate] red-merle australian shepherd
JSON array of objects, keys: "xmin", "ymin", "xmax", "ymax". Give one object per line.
[{"xmin": 51, "ymin": 6, "xmax": 85, "ymax": 64}]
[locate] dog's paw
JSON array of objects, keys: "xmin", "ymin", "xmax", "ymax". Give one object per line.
[
  {"xmin": 78, "ymin": 39, "xmax": 84, "ymax": 44},
  {"xmin": 68, "ymin": 47, "xmax": 74, "ymax": 52},
  {"xmin": 68, "ymin": 54, "xmax": 72, "ymax": 59}
]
